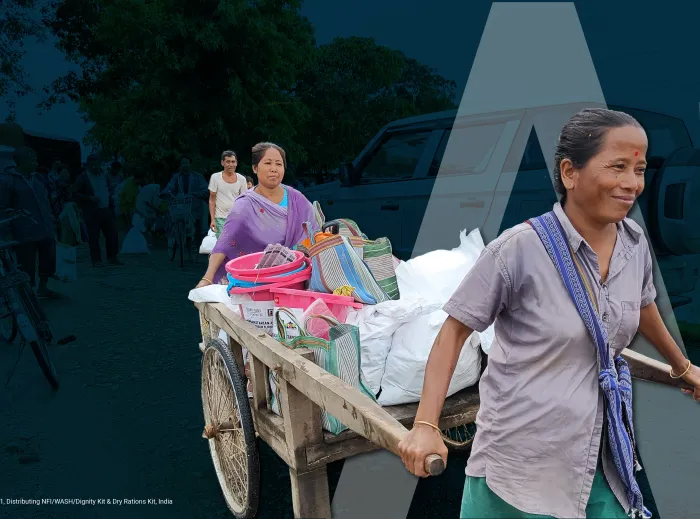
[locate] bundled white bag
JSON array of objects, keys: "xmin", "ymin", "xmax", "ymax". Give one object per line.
[
  {"xmin": 395, "ymin": 227, "xmax": 486, "ymax": 303},
  {"xmin": 346, "ymin": 297, "xmax": 443, "ymax": 395},
  {"xmin": 377, "ymin": 228, "xmax": 495, "ymax": 405},
  {"xmin": 55, "ymin": 242, "xmax": 77, "ymax": 282},
  {"xmin": 120, "ymin": 214, "xmax": 150, "ymax": 254},
  {"xmin": 200, "ymin": 229, "xmax": 217, "ymax": 255},
  {"xmin": 378, "ymin": 308, "xmax": 483, "ymax": 406}
]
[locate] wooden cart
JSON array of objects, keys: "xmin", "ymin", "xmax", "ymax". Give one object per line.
[{"xmin": 195, "ymin": 301, "xmax": 689, "ymax": 519}]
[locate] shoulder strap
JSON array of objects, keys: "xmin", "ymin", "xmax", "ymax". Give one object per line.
[{"xmin": 527, "ymin": 212, "xmax": 611, "ymax": 369}]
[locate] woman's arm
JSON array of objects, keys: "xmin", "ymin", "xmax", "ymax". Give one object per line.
[
  {"xmin": 639, "ymin": 302, "xmax": 689, "ymax": 374},
  {"xmin": 197, "ymin": 253, "xmax": 226, "ymax": 288},
  {"xmin": 415, "ymin": 316, "xmax": 473, "ymax": 423},
  {"xmin": 209, "ymin": 191, "xmax": 217, "ymax": 228},
  {"xmin": 638, "ymin": 302, "xmax": 700, "ymax": 400},
  {"xmin": 398, "ymin": 317, "xmax": 472, "ymax": 477}
]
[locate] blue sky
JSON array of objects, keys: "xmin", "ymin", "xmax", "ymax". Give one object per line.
[{"xmin": 3, "ymin": 0, "xmax": 700, "ymax": 156}]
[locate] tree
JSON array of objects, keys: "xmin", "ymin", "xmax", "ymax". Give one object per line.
[
  {"xmin": 1, "ymin": 0, "xmax": 50, "ymax": 121},
  {"xmin": 45, "ymin": 0, "xmax": 316, "ymax": 181},
  {"xmin": 295, "ymin": 36, "xmax": 457, "ymax": 176}
]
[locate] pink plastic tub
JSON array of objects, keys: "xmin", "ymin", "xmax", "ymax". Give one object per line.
[
  {"xmin": 231, "ymin": 259, "xmax": 311, "ymax": 284},
  {"xmin": 269, "ymin": 287, "xmax": 363, "ymax": 322},
  {"xmin": 225, "ymin": 250, "xmax": 306, "ymax": 278},
  {"xmin": 228, "ymin": 273, "xmax": 311, "ymax": 302}
]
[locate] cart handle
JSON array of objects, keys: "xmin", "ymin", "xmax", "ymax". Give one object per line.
[
  {"xmin": 386, "ymin": 426, "xmax": 446, "ymax": 476},
  {"xmin": 424, "ymin": 454, "xmax": 445, "ymax": 476}
]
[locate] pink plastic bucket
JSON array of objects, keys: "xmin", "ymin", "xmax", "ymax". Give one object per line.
[
  {"xmin": 269, "ymin": 287, "xmax": 363, "ymax": 322},
  {"xmin": 228, "ymin": 273, "xmax": 311, "ymax": 302},
  {"xmin": 225, "ymin": 250, "xmax": 306, "ymax": 278},
  {"xmin": 230, "ymin": 258, "xmax": 311, "ymax": 284}
]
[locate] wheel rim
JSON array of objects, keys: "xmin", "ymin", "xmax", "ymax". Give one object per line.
[{"xmin": 202, "ymin": 347, "xmax": 249, "ymax": 515}]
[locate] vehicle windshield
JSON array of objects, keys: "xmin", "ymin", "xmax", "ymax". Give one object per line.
[{"xmin": 611, "ymin": 106, "xmax": 692, "ymax": 158}]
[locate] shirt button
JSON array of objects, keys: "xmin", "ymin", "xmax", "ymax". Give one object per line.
[
  {"xmin": 588, "ymin": 469, "xmax": 596, "ymax": 476},
  {"xmin": 602, "ymin": 312, "xmax": 608, "ymax": 321}
]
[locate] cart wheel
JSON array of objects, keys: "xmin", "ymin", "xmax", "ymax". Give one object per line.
[{"xmin": 202, "ymin": 339, "xmax": 260, "ymax": 519}]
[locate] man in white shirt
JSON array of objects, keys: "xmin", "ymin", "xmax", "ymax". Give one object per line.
[{"xmin": 208, "ymin": 150, "xmax": 248, "ymax": 237}]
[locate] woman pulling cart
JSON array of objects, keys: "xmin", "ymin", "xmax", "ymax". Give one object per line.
[{"xmin": 399, "ymin": 108, "xmax": 700, "ymax": 518}]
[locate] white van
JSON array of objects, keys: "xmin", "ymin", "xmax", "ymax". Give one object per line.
[{"xmin": 304, "ymin": 103, "xmax": 700, "ymax": 310}]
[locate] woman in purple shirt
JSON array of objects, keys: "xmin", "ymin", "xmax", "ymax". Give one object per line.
[
  {"xmin": 399, "ymin": 108, "xmax": 700, "ymax": 519},
  {"xmin": 195, "ymin": 142, "xmax": 318, "ymax": 288}
]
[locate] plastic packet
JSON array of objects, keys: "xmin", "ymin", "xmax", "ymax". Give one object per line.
[{"xmin": 303, "ymin": 298, "xmax": 336, "ymax": 340}]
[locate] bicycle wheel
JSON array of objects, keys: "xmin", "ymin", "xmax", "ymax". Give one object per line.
[
  {"xmin": 16, "ymin": 286, "xmax": 59, "ymax": 389},
  {"xmin": 0, "ymin": 295, "xmax": 18, "ymax": 344},
  {"xmin": 178, "ymin": 220, "xmax": 185, "ymax": 268}
]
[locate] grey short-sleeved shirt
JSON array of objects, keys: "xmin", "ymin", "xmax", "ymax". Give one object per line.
[{"xmin": 443, "ymin": 203, "xmax": 656, "ymax": 519}]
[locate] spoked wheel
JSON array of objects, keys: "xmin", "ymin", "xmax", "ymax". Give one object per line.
[
  {"xmin": 0, "ymin": 296, "xmax": 18, "ymax": 344},
  {"xmin": 30, "ymin": 340, "xmax": 59, "ymax": 390},
  {"xmin": 202, "ymin": 339, "xmax": 260, "ymax": 519},
  {"xmin": 16, "ymin": 286, "xmax": 58, "ymax": 389}
]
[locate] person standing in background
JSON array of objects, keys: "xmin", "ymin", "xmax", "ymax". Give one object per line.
[
  {"xmin": 208, "ymin": 150, "xmax": 248, "ymax": 238},
  {"xmin": 0, "ymin": 146, "xmax": 62, "ymax": 298},
  {"xmin": 73, "ymin": 153, "xmax": 123, "ymax": 268},
  {"xmin": 245, "ymin": 175, "xmax": 254, "ymax": 190},
  {"xmin": 106, "ymin": 162, "xmax": 124, "ymax": 215},
  {"xmin": 163, "ymin": 155, "xmax": 209, "ymax": 245}
]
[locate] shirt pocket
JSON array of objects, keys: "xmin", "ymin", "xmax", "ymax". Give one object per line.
[{"xmin": 611, "ymin": 300, "xmax": 641, "ymax": 351}]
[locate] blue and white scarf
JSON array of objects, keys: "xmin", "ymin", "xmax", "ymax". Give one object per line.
[{"xmin": 527, "ymin": 211, "xmax": 650, "ymax": 519}]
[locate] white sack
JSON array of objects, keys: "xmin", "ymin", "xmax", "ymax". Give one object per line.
[
  {"xmin": 394, "ymin": 227, "xmax": 485, "ymax": 303},
  {"xmin": 378, "ymin": 228, "xmax": 495, "ymax": 405},
  {"xmin": 378, "ymin": 308, "xmax": 482, "ymax": 406},
  {"xmin": 55, "ymin": 242, "xmax": 77, "ymax": 282},
  {"xmin": 347, "ymin": 297, "xmax": 442, "ymax": 395},
  {"xmin": 120, "ymin": 214, "xmax": 150, "ymax": 254},
  {"xmin": 200, "ymin": 229, "xmax": 217, "ymax": 255}
]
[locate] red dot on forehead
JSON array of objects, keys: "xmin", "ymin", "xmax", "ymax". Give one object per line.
[{"xmin": 634, "ymin": 151, "xmax": 639, "ymax": 156}]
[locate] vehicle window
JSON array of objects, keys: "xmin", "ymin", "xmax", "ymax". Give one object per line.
[
  {"xmin": 429, "ymin": 123, "xmax": 506, "ymax": 176},
  {"xmin": 361, "ymin": 131, "xmax": 432, "ymax": 180}
]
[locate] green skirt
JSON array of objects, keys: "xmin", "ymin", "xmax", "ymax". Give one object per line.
[
  {"xmin": 215, "ymin": 217, "xmax": 226, "ymax": 239},
  {"xmin": 460, "ymin": 463, "xmax": 628, "ymax": 519}
]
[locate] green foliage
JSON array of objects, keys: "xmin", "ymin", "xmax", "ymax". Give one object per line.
[
  {"xmin": 296, "ymin": 36, "xmax": 457, "ymax": 174},
  {"xmin": 46, "ymin": 0, "xmax": 315, "ymax": 180},
  {"xmin": 1, "ymin": 0, "xmax": 50, "ymax": 120},
  {"xmin": 44, "ymin": 1, "xmax": 457, "ymax": 182}
]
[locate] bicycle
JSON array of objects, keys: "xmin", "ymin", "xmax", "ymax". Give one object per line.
[
  {"xmin": 163, "ymin": 192, "xmax": 196, "ymax": 268},
  {"xmin": 0, "ymin": 209, "xmax": 75, "ymax": 390}
]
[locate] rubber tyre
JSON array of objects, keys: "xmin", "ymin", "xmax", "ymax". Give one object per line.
[
  {"xmin": 30, "ymin": 339, "xmax": 59, "ymax": 390},
  {"xmin": 201, "ymin": 338, "xmax": 260, "ymax": 519}
]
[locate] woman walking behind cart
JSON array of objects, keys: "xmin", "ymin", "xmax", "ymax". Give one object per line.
[
  {"xmin": 399, "ymin": 108, "xmax": 700, "ymax": 519},
  {"xmin": 196, "ymin": 142, "xmax": 318, "ymax": 288}
]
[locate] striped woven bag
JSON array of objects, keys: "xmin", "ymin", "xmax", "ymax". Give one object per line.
[
  {"xmin": 270, "ymin": 309, "xmax": 377, "ymax": 435},
  {"xmin": 303, "ymin": 222, "xmax": 391, "ymax": 305},
  {"xmin": 323, "ymin": 219, "xmax": 401, "ymax": 301}
]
